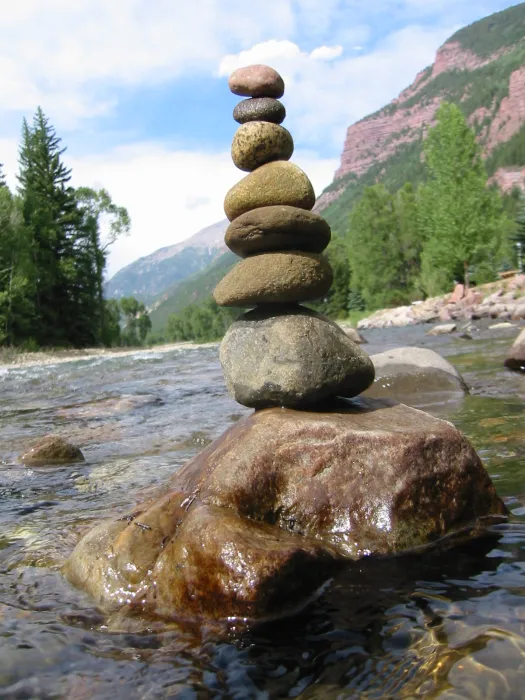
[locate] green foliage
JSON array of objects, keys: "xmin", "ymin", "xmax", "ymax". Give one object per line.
[
  {"xmin": 166, "ymin": 298, "xmax": 239, "ymax": 343},
  {"xmin": 418, "ymin": 102, "xmax": 509, "ymax": 294},
  {"xmin": 449, "ymin": 3, "xmax": 525, "ymax": 57},
  {"xmin": 119, "ymin": 296, "xmax": 152, "ymax": 346},
  {"xmin": 485, "ymin": 121, "xmax": 525, "ymax": 175}
]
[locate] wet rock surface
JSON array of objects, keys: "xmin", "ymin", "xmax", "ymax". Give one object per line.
[
  {"xmin": 231, "ymin": 121, "xmax": 293, "ymax": 171},
  {"xmin": 18, "ymin": 434, "xmax": 85, "ymax": 467},
  {"xmin": 213, "ymin": 251, "xmax": 333, "ymax": 307},
  {"xmin": 225, "ymin": 205, "xmax": 331, "ymax": 257},
  {"xmin": 504, "ymin": 327, "xmax": 525, "ymax": 371},
  {"xmin": 219, "ymin": 306, "xmax": 375, "ymax": 408},
  {"xmin": 65, "ymin": 398, "xmax": 507, "ymax": 621},
  {"xmin": 233, "ymin": 97, "xmax": 286, "ymax": 124},
  {"xmin": 224, "ymin": 161, "xmax": 316, "ymax": 221}
]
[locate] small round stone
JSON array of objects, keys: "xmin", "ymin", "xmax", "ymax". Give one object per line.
[
  {"xmin": 228, "ymin": 65, "xmax": 285, "ymax": 98},
  {"xmin": 213, "ymin": 251, "xmax": 333, "ymax": 307},
  {"xmin": 233, "ymin": 97, "xmax": 286, "ymax": 125},
  {"xmin": 224, "ymin": 161, "xmax": 315, "ymax": 221},
  {"xmin": 225, "ymin": 205, "xmax": 331, "ymax": 257},
  {"xmin": 231, "ymin": 122, "xmax": 294, "ymax": 172},
  {"xmin": 219, "ymin": 305, "xmax": 375, "ymax": 408}
]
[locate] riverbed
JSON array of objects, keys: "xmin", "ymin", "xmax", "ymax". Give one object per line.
[{"xmin": 1, "ymin": 323, "xmax": 525, "ymax": 698}]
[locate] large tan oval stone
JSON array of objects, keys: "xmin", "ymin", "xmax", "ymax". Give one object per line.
[
  {"xmin": 213, "ymin": 251, "xmax": 332, "ymax": 306},
  {"xmin": 224, "ymin": 161, "xmax": 315, "ymax": 221},
  {"xmin": 228, "ymin": 64, "xmax": 284, "ymax": 98},
  {"xmin": 225, "ymin": 205, "xmax": 331, "ymax": 257},
  {"xmin": 231, "ymin": 121, "xmax": 294, "ymax": 172}
]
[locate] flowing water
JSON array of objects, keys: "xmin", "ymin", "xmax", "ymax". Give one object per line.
[{"xmin": 1, "ymin": 323, "xmax": 525, "ymax": 699}]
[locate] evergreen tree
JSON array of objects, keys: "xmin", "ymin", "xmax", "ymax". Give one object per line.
[{"xmin": 418, "ymin": 102, "xmax": 507, "ymax": 294}]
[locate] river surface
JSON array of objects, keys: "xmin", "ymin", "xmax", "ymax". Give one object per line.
[{"xmin": 1, "ymin": 322, "xmax": 525, "ymax": 699}]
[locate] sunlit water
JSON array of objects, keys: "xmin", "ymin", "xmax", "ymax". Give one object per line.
[{"xmin": 1, "ymin": 323, "xmax": 524, "ymax": 699}]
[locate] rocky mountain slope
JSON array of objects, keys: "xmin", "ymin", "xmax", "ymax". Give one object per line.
[
  {"xmin": 318, "ymin": 2, "xmax": 525, "ymax": 232},
  {"xmin": 105, "ymin": 220, "xmax": 228, "ymax": 303}
]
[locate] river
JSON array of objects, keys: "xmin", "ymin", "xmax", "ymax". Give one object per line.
[{"xmin": 1, "ymin": 322, "xmax": 524, "ymax": 698}]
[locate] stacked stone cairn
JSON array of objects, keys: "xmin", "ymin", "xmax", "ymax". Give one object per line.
[{"xmin": 214, "ymin": 64, "xmax": 375, "ymax": 408}]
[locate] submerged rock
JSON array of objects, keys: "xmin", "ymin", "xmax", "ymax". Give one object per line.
[
  {"xmin": 219, "ymin": 306, "xmax": 374, "ymax": 407},
  {"xmin": 427, "ymin": 323, "xmax": 457, "ymax": 336},
  {"xmin": 365, "ymin": 347, "xmax": 469, "ymax": 402},
  {"xmin": 19, "ymin": 435, "xmax": 85, "ymax": 467},
  {"xmin": 504, "ymin": 328, "xmax": 525, "ymax": 371},
  {"xmin": 65, "ymin": 398, "xmax": 507, "ymax": 621}
]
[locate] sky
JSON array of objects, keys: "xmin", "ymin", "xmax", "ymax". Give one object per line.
[{"xmin": 0, "ymin": 0, "xmax": 521, "ymax": 277}]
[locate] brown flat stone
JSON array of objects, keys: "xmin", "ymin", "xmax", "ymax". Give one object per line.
[
  {"xmin": 228, "ymin": 64, "xmax": 284, "ymax": 98},
  {"xmin": 224, "ymin": 161, "xmax": 315, "ymax": 221},
  {"xmin": 213, "ymin": 251, "xmax": 333, "ymax": 306},
  {"xmin": 65, "ymin": 399, "xmax": 507, "ymax": 621},
  {"xmin": 231, "ymin": 121, "xmax": 293, "ymax": 172},
  {"xmin": 225, "ymin": 205, "xmax": 331, "ymax": 257},
  {"xmin": 18, "ymin": 434, "xmax": 85, "ymax": 467}
]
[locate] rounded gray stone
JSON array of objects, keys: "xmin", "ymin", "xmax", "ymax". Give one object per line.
[
  {"xmin": 231, "ymin": 122, "xmax": 294, "ymax": 172},
  {"xmin": 233, "ymin": 97, "xmax": 286, "ymax": 125},
  {"xmin": 219, "ymin": 305, "xmax": 375, "ymax": 408},
  {"xmin": 225, "ymin": 205, "xmax": 331, "ymax": 257}
]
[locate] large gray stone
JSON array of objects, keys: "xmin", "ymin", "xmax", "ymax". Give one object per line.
[
  {"xmin": 219, "ymin": 305, "xmax": 375, "ymax": 408},
  {"xmin": 364, "ymin": 347, "xmax": 469, "ymax": 404},
  {"xmin": 504, "ymin": 328, "xmax": 525, "ymax": 371}
]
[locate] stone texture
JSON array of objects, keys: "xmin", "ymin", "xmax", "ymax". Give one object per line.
[
  {"xmin": 228, "ymin": 65, "xmax": 284, "ymax": 99},
  {"xmin": 225, "ymin": 205, "xmax": 331, "ymax": 257},
  {"xmin": 231, "ymin": 121, "xmax": 294, "ymax": 172},
  {"xmin": 233, "ymin": 97, "xmax": 286, "ymax": 125},
  {"xmin": 224, "ymin": 161, "xmax": 315, "ymax": 221},
  {"xmin": 219, "ymin": 306, "xmax": 375, "ymax": 408},
  {"xmin": 504, "ymin": 328, "xmax": 525, "ymax": 371},
  {"xmin": 214, "ymin": 252, "xmax": 332, "ymax": 307},
  {"xmin": 339, "ymin": 326, "xmax": 366, "ymax": 344},
  {"xmin": 427, "ymin": 323, "xmax": 457, "ymax": 336},
  {"xmin": 19, "ymin": 434, "xmax": 85, "ymax": 467},
  {"xmin": 365, "ymin": 347, "xmax": 469, "ymax": 402},
  {"xmin": 65, "ymin": 399, "xmax": 507, "ymax": 621}
]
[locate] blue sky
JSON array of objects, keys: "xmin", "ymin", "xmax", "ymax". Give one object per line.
[{"xmin": 0, "ymin": 0, "xmax": 521, "ymax": 276}]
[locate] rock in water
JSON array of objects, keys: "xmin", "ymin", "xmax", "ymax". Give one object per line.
[
  {"xmin": 225, "ymin": 205, "xmax": 331, "ymax": 257},
  {"xmin": 228, "ymin": 65, "xmax": 285, "ymax": 98},
  {"xmin": 231, "ymin": 121, "xmax": 294, "ymax": 171},
  {"xmin": 365, "ymin": 347, "xmax": 469, "ymax": 400},
  {"xmin": 219, "ymin": 306, "xmax": 375, "ymax": 407},
  {"xmin": 65, "ymin": 399, "xmax": 507, "ymax": 621},
  {"xmin": 224, "ymin": 161, "xmax": 316, "ymax": 221},
  {"xmin": 233, "ymin": 97, "xmax": 286, "ymax": 125},
  {"xmin": 504, "ymin": 328, "xmax": 525, "ymax": 371},
  {"xmin": 427, "ymin": 323, "xmax": 457, "ymax": 336},
  {"xmin": 19, "ymin": 434, "xmax": 85, "ymax": 467},
  {"xmin": 213, "ymin": 252, "xmax": 333, "ymax": 307}
]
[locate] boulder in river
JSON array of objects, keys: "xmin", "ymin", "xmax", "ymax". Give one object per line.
[
  {"xmin": 427, "ymin": 323, "xmax": 457, "ymax": 336},
  {"xmin": 504, "ymin": 328, "xmax": 525, "ymax": 371},
  {"xmin": 19, "ymin": 435, "xmax": 85, "ymax": 467},
  {"xmin": 65, "ymin": 398, "xmax": 507, "ymax": 622},
  {"xmin": 365, "ymin": 347, "xmax": 469, "ymax": 403}
]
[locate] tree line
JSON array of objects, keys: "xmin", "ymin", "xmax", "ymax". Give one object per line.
[
  {"xmin": 0, "ymin": 107, "xmax": 150, "ymax": 349},
  {"xmin": 162, "ymin": 101, "xmax": 524, "ymax": 342}
]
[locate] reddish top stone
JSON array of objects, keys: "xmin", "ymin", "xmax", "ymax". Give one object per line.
[{"xmin": 228, "ymin": 64, "xmax": 285, "ymax": 98}]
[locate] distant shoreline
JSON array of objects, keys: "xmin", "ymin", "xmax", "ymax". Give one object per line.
[{"xmin": 0, "ymin": 341, "xmax": 216, "ymax": 369}]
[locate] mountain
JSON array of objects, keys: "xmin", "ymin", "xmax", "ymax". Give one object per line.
[
  {"xmin": 317, "ymin": 2, "xmax": 525, "ymax": 232},
  {"xmin": 105, "ymin": 219, "xmax": 228, "ymax": 303}
]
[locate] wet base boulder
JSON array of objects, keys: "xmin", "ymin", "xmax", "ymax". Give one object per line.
[
  {"xmin": 18, "ymin": 434, "xmax": 85, "ymax": 467},
  {"xmin": 65, "ymin": 398, "xmax": 506, "ymax": 622}
]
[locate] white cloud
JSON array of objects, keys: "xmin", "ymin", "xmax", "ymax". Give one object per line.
[{"xmin": 309, "ymin": 45, "xmax": 344, "ymax": 61}]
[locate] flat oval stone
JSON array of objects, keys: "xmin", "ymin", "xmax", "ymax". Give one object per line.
[
  {"xmin": 233, "ymin": 97, "xmax": 286, "ymax": 125},
  {"xmin": 225, "ymin": 205, "xmax": 331, "ymax": 257},
  {"xmin": 220, "ymin": 305, "xmax": 375, "ymax": 408},
  {"xmin": 213, "ymin": 251, "xmax": 332, "ymax": 306},
  {"xmin": 224, "ymin": 161, "xmax": 315, "ymax": 221},
  {"xmin": 232, "ymin": 122, "xmax": 293, "ymax": 172},
  {"xmin": 228, "ymin": 64, "xmax": 284, "ymax": 98}
]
